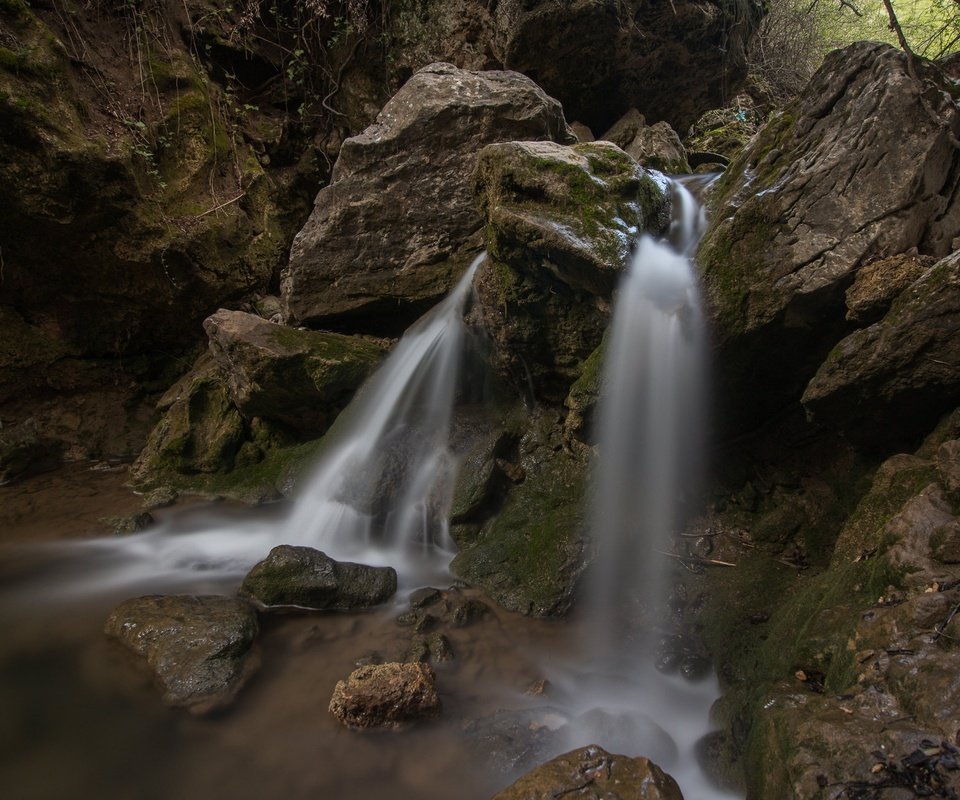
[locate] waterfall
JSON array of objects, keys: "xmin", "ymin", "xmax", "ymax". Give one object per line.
[
  {"xmin": 284, "ymin": 254, "xmax": 484, "ymax": 561},
  {"xmin": 23, "ymin": 256, "xmax": 484, "ymax": 599},
  {"xmin": 585, "ymin": 176, "xmax": 708, "ymax": 640},
  {"xmin": 527, "ymin": 175, "xmax": 738, "ymax": 800}
]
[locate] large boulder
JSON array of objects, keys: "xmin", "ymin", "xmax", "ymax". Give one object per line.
[
  {"xmin": 282, "ymin": 63, "xmax": 574, "ymax": 334},
  {"xmin": 492, "ymin": 744, "xmax": 684, "ymax": 800},
  {"xmin": 238, "ymin": 545, "xmax": 397, "ymax": 609},
  {"xmin": 104, "ymin": 594, "xmax": 259, "ymax": 714},
  {"xmin": 472, "ymin": 139, "xmax": 668, "ymax": 401},
  {"xmin": 697, "ymin": 42, "xmax": 960, "ymax": 434},
  {"xmin": 802, "ymin": 252, "xmax": 960, "ymax": 448},
  {"xmin": 328, "ymin": 662, "xmax": 441, "ymax": 728},
  {"xmin": 203, "ymin": 310, "xmax": 384, "ymax": 437}
]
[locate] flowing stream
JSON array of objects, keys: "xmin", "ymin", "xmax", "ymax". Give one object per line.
[{"xmin": 0, "ymin": 178, "xmax": 740, "ymax": 800}]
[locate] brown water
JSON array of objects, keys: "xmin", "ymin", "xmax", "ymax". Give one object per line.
[{"xmin": 0, "ymin": 466, "xmax": 734, "ymax": 800}]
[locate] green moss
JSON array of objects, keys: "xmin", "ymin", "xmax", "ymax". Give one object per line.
[{"xmin": 451, "ymin": 446, "xmax": 587, "ymax": 617}]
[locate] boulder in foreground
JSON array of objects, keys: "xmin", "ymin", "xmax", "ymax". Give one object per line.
[
  {"xmin": 329, "ymin": 662, "xmax": 440, "ymax": 729},
  {"xmin": 104, "ymin": 595, "xmax": 259, "ymax": 714},
  {"xmin": 492, "ymin": 744, "xmax": 684, "ymax": 799}
]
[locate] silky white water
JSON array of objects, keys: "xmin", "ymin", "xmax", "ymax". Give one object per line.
[
  {"xmin": 12, "ymin": 255, "xmax": 484, "ymax": 601},
  {"xmin": 513, "ymin": 174, "xmax": 739, "ymax": 800}
]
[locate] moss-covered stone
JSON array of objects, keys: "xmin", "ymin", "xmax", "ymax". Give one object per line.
[
  {"xmin": 239, "ymin": 545, "xmax": 397, "ymax": 609},
  {"xmin": 472, "ymin": 139, "xmax": 667, "ymax": 402},
  {"xmin": 451, "ymin": 413, "xmax": 587, "ymax": 617}
]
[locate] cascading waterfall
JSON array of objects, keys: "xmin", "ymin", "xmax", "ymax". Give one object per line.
[
  {"xmin": 519, "ymin": 174, "xmax": 738, "ymax": 800},
  {"xmin": 585, "ymin": 175, "xmax": 708, "ymax": 643},
  {"xmin": 19, "ymin": 255, "xmax": 484, "ymax": 599}
]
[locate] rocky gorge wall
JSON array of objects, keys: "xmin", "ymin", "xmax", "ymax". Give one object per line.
[{"xmin": 8, "ymin": 0, "xmax": 960, "ymax": 796}]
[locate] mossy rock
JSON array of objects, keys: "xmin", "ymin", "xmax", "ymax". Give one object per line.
[
  {"xmin": 472, "ymin": 139, "xmax": 667, "ymax": 401},
  {"xmin": 451, "ymin": 414, "xmax": 588, "ymax": 617}
]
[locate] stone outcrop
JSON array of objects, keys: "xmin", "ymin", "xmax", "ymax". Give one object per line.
[
  {"xmin": 493, "ymin": 744, "xmax": 684, "ymax": 800},
  {"xmin": 492, "ymin": 0, "xmax": 763, "ymax": 134},
  {"xmin": 282, "ymin": 63, "xmax": 574, "ymax": 334},
  {"xmin": 104, "ymin": 594, "xmax": 259, "ymax": 714},
  {"xmin": 452, "ymin": 413, "xmax": 588, "ymax": 617},
  {"xmin": 698, "ymin": 42, "xmax": 960, "ymax": 434},
  {"xmin": 203, "ymin": 310, "xmax": 384, "ymax": 438},
  {"xmin": 328, "ymin": 662, "xmax": 440, "ymax": 728},
  {"xmin": 239, "ymin": 545, "xmax": 397, "ymax": 609},
  {"xmin": 472, "ymin": 139, "xmax": 667, "ymax": 401},
  {"xmin": 602, "ymin": 109, "xmax": 690, "ymax": 174},
  {"xmin": 802, "ymin": 252, "xmax": 960, "ymax": 448}
]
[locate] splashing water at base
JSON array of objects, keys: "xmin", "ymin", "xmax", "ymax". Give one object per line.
[
  {"xmin": 518, "ymin": 175, "xmax": 739, "ymax": 799},
  {"xmin": 7, "ymin": 255, "xmax": 485, "ymax": 602}
]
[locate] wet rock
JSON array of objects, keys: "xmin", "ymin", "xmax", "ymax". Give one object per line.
[
  {"xmin": 99, "ymin": 512, "xmax": 154, "ymax": 536},
  {"xmin": 698, "ymin": 42, "xmax": 960, "ymax": 435},
  {"xmin": 203, "ymin": 309, "xmax": 384, "ymax": 437},
  {"xmin": 282, "ymin": 63, "xmax": 573, "ymax": 334},
  {"xmin": 802, "ymin": 252, "xmax": 960, "ymax": 448},
  {"xmin": 938, "ymin": 440, "xmax": 960, "ymax": 504},
  {"xmin": 602, "ymin": 109, "xmax": 690, "ymax": 174},
  {"xmin": 239, "ymin": 545, "xmax": 397, "ymax": 610},
  {"xmin": 104, "ymin": 595, "xmax": 259, "ymax": 714},
  {"xmin": 492, "ymin": 744, "xmax": 684, "ymax": 800},
  {"xmin": 493, "ymin": 0, "xmax": 763, "ymax": 134},
  {"xmin": 684, "ymin": 97, "xmax": 760, "ymax": 161},
  {"xmin": 408, "ymin": 587, "xmax": 442, "ymax": 609},
  {"xmin": 405, "ymin": 633, "xmax": 454, "ymax": 664},
  {"xmin": 141, "ymin": 487, "xmax": 178, "ymax": 510},
  {"xmin": 129, "ymin": 354, "xmax": 245, "ymax": 482},
  {"xmin": 472, "ymin": 139, "xmax": 667, "ymax": 401},
  {"xmin": 452, "ymin": 416, "xmax": 588, "ymax": 617},
  {"xmin": 328, "ymin": 662, "xmax": 440, "ymax": 729}
]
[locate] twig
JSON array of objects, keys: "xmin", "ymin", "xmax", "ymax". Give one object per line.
[
  {"xmin": 880, "ymin": 714, "xmax": 917, "ymax": 732},
  {"xmin": 933, "ymin": 601, "xmax": 960, "ymax": 642},
  {"xmin": 195, "ymin": 192, "xmax": 246, "ymax": 218},
  {"xmin": 654, "ymin": 549, "xmax": 737, "ymax": 567}
]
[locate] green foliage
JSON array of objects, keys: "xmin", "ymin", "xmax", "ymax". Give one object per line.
[{"xmin": 750, "ymin": 0, "xmax": 960, "ymax": 106}]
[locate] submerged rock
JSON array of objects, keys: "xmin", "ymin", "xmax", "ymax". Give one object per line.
[
  {"xmin": 282, "ymin": 62, "xmax": 574, "ymax": 334},
  {"xmin": 328, "ymin": 662, "xmax": 440, "ymax": 728},
  {"xmin": 203, "ymin": 309, "xmax": 384, "ymax": 438},
  {"xmin": 492, "ymin": 744, "xmax": 684, "ymax": 800},
  {"xmin": 239, "ymin": 545, "xmax": 397, "ymax": 610},
  {"xmin": 802, "ymin": 252, "xmax": 960, "ymax": 448},
  {"xmin": 698, "ymin": 42, "xmax": 960, "ymax": 434},
  {"xmin": 104, "ymin": 595, "xmax": 259, "ymax": 714},
  {"xmin": 472, "ymin": 139, "xmax": 667, "ymax": 401}
]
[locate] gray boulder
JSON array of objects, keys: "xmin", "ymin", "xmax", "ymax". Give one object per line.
[
  {"xmin": 239, "ymin": 545, "xmax": 397, "ymax": 609},
  {"xmin": 104, "ymin": 595, "xmax": 259, "ymax": 714},
  {"xmin": 698, "ymin": 42, "xmax": 960, "ymax": 433},
  {"xmin": 203, "ymin": 309, "xmax": 384, "ymax": 437},
  {"xmin": 282, "ymin": 62, "xmax": 574, "ymax": 334},
  {"xmin": 802, "ymin": 252, "xmax": 960, "ymax": 448}
]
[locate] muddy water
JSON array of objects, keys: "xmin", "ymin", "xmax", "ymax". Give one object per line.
[{"xmin": 0, "ymin": 469, "xmax": 733, "ymax": 800}]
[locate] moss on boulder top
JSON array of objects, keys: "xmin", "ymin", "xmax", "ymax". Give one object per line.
[{"xmin": 472, "ymin": 139, "xmax": 667, "ymax": 401}]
